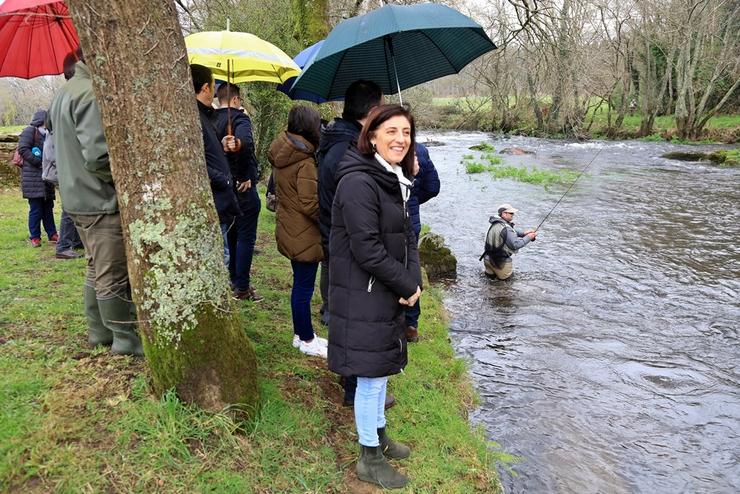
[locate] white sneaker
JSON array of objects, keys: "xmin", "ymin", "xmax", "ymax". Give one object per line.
[
  {"xmin": 294, "ymin": 334, "xmax": 328, "ymax": 348},
  {"xmin": 299, "ymin": 338, "xmax": 328, "ymax": 358}
]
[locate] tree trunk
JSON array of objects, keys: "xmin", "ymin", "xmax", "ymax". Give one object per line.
[
  {"xmin": 66, "ymin": 0, "xmax": 259, "ymax": 412},
  {"xmin": 527, "ymin": 74, "xmax": 544, "ymax": 131}
]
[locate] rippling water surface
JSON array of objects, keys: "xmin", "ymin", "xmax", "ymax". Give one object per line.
[{"xmin": 418, "ymin": 132, "xmax": 740, "ymax": 493}]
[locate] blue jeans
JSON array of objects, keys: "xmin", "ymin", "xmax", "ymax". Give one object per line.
[
  {"xmin": 27, "ymin": 197, "xmax": 56, "ymax": 240},
  {"xmin": 56, "ymin": 209, "xmax": 82, "ymax": 252},
  {"xmin": 227, "ymin": 204, "xmax": 259, "ymax": 290},
  {"xmin": 355, "ymin": 376, "xmax": 388, "ymax": 446},
  {"xmin": 290, "ymin": 260, "xmax": 318, "ymax": 342},
  {"xmin": 220, "ymin": 222, "xmax": 231, "ymax": 267}
]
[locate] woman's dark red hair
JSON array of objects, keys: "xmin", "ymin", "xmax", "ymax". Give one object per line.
[{"xmin": 357, "ymin": 104, "xmax": 416, "ymax": 177}]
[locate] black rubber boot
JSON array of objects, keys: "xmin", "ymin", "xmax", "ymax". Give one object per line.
[
  {"xmin": 378, "ymin": 427, "xmax": 411, "ymax": 460},
  {"xmin": 85, "ymin": 285, "xmax": 112, "ymax": 347},
  {"xmin": 356, "ymin": 445, "xmax": 409, "ymax": 489},
  {"xmin": 97, "ymin": 297, "xmax": 144, "ymax": 357}
]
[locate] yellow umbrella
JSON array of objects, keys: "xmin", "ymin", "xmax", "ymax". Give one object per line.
[{"xmin": 185, "ymin": 31, "xmax": 300, "ymax": 84}]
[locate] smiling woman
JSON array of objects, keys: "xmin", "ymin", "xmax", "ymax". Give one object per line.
[
  {"xmin": 327, "ymin": 104, "xmax": 422, "ymax": 489},
  {"xmin": 369, "ymin": 115, "xmax": 412, "ymax": 165}
]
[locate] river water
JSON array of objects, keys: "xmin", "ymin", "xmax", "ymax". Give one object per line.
[{"xmin": 418, "ymin": 132, "xmax": 740, "ymax": 493}]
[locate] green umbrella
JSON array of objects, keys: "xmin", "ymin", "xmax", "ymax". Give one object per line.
[{"xmin": 289, "ymin": 3, "xmax": 496, "ymax": 102}]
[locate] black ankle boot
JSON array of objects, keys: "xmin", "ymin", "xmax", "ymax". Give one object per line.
[
  {"xmin": 378, "ymin": 427, "xmax": 411, "ymax": 459},
  {"xmin": 356, "ymin": 445, "xmax": 409, "ymax": 489}
]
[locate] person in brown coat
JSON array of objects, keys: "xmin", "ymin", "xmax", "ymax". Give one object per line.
[{"xmin": 269, "ymin": 106, "xmax": 327, "ymax": 358}]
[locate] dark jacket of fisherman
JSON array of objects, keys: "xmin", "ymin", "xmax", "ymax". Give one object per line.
[{"xmin": 483, "ymin": 216, "xmax": 532, "ymax": 263}]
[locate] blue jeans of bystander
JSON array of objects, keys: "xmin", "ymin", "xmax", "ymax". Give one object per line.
[
  {"xmin": 56, "ymin": 209, "xmax": 82, "ymax": 252},
  {"xmin": 290, "ymin": 260, "xmax": 318, "ymax": 342},
  {"xmin": 355, "ymin": 376, "xmax": 388, "ymax": 446},
  {"xmin": 220, "ymin": 221, "xmax": 231, "ymax": 267},
  {"xmin": 227, "ymin": 204, "xmax": 259, "ymax": 290},
  {"xmin": 27, "ymin": 197, "xmax": 56, "ymax": 240}
]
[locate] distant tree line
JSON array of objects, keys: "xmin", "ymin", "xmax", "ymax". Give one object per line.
[
  {"xmin": 434, "ymin": 0, "xmax": 739, "ymax": 139},
  {"xmin": 3, "ymin": 0, "xmax": 735, "ymax": 143}
]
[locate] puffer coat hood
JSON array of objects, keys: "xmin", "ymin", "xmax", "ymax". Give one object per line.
[
  {"xmin": 30, "ymin": 109, "xmax": 47, "ymax": 127},
  {"xmin": 268, "ymin": 131, "xmax": 323, "ymax": 263}
]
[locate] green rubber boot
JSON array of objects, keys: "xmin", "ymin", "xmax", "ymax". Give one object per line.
[
  {"xmin": 97, "ymin": 297, "xmax": 144, "ymax": 357},
  {"xmin": 356, "ymin": 445, "xmax": 409, "ymax": 489},
  {"xmin": 85, "ymin": 285, "xmax": 112, "ymax": 347},
  {"xmin": 378, "ymin": 427, "xmax": 411, "ymax": 460}
]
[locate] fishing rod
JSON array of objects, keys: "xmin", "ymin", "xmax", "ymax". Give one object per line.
[{"xmin": 534, "ymin": 146, "xmax": 604, "ymax": 232}]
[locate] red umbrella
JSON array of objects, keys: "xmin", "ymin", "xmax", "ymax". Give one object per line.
[{"xmin": 0, "ymin": 1, "xmax": 79, "ymax": 79}]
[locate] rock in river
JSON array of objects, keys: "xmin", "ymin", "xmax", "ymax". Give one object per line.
[{"xmin": 418, "ymin": 232, "xmax": 457, "ymax": 281}]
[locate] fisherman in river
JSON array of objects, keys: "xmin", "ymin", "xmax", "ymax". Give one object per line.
[{"xmin": 480, "ymin": 204, "xmax": 537, "ymax": 280}]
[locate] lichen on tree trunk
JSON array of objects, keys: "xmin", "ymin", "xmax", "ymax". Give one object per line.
[{"xmin": 66, "ymin": 0, "xmax": 259, "ymax": 412}]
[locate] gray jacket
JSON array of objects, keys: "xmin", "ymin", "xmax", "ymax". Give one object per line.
[
  {"xmin": 48, "ymin": 61, "xmax": 117, "ymax": 215},
  {"xmin": 483, "ymin": 216, "xmax": 531, "ymax": 262}
]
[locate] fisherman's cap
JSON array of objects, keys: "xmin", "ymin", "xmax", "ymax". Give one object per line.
[{"xmin": 498, "ymin": 203, "xmax": 518, "ymax": 215}]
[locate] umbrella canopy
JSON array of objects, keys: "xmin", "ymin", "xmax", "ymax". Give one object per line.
[
  {"xmin": 276, "ymin": 40, "xmax": 342, "ymax": 103},
  {"xmin": 185, "ymin": 30, "xmax": 300, "ymax": 84},
  {"xmin": 290, "ymin": 3, "xmax": 496, "ymax": 101},
  {"xmin": 0, "ymin": 0, "xmax": 60, "ymax": 11},
  {"xmin": 0, "ymin": 1, "xmax": 79, "ymax": 79}
]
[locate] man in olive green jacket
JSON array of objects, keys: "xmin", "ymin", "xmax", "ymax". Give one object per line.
[{"xmin": 49, "ymin": 58, "xmax": 143, "ymax": 356}]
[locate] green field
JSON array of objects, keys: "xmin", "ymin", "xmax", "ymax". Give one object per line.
[
  {"xmin": 428, "ymin": 97, "xmax": 739, "ymax": 140},
  {"xmin": 0, "ymin": 188, "xmax": 508, "ymax": 493},
  {"xmin": 0, "ymin": 125, "xmax": 24, "ymax": 135}
]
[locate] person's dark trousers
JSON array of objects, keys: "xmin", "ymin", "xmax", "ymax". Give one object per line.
[
  {"xmin": 404, "ymin": 300, "xmax": 420, "ymax": 328},
  {"xmin": 404, "ymin": 228, "xmax": 421, "ymax": 328},
  {"xmin": 227, "ymin": 201, "xmax": 259, "ymax": 290},
  {"xmin": 56, "ymin": 209, "xmax": 82, "ymax": 252},
  {"xmin": 344, "ymin": 375, "xmax": 358, "ymax": 403},
  {"xmin": 319, "ymin": 257, "xmax": 330, "ymax": 325},
  {"xmin": 290, "ymin": 260, "xmax": 319, "ymax": 342},
  {"xmin": 27, "ymin": 197, "xmax": 57, "ymax": 240}
]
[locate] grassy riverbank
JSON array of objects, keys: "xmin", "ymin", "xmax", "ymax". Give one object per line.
[
  {"xmin": 0, "ymin": 189, "xmax": 507, "ymax": 493},
  {"xmin": 423, "ymin": 97, "xmax": 739, "ymax": 143}
]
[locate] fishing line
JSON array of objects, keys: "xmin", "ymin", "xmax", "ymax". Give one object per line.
[{"xmin": 535, "ymin": 146, "xmax": 604, "ymax": 231}]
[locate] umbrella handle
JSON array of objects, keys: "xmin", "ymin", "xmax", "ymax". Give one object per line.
[
  {"xmin": 384, "ymin": 36, "xmax": 403, "ymax": 105},
  {"xmin": 226, "ymin": 59, "xmax": 232, "ymax": 136}
]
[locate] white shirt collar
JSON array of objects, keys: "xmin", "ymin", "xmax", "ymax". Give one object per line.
[{"xmin": 375, "ymin": 153, "xmax": 412, "ymax": 202}]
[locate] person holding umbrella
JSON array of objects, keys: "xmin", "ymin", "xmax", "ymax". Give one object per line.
[
  {"xmin": 190, "ymin": 64, "xmax": 241, "ymax": 266},
  {"xmin": 328, "ymin": 104, "xmax": 421, "ymax": 489},
  {"xmin": 214, "ymin": 82, "xmax": 263, "ymax": 302}
]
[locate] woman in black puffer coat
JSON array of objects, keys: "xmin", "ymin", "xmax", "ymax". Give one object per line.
[
  {"xmin": 328, "ymin": 105, "xmax": 422, "ymax": 489},
  {"xmin": 19, "ymin": 109, "xmax": 56, "ymax": 247}
]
